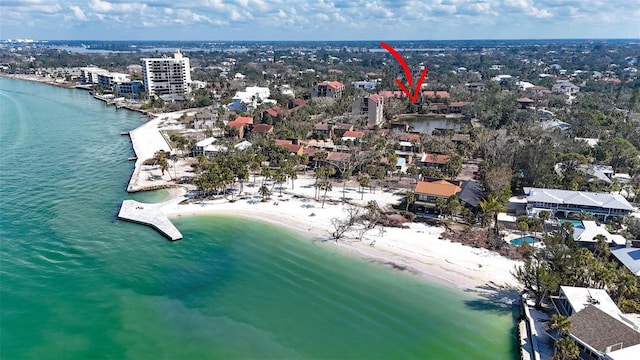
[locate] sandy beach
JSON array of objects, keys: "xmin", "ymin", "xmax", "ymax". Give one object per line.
[{"xmin": 124, "ymin": 110, "xmax": 522, "ymax": 299}]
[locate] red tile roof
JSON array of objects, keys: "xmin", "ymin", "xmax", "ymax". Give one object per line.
[
  {"xmin": 275, "ymin": 139, "xmax": 293, "ymax": 146},
  {"xmin": 414, "ymin": 180, "xmax": 461, "ymax": 197},
  {"xmin": 234, "ymin": 116, "xmax": 254, "ymax": 124},
  {"xmin": 342, "ymin": 130, "xmax": 365, "ymax": 138},
  {"xmin": 227, "ymin": 121, "xmax": 246, "ymax": 130},
  {"xmin": 399, "ymin": 132, "xmax": 421, "ymax": 142},
  {"xmin": 449, "ymin": 101, "xmax": 467, "ymax": 107},
  {"xmin": 517, "ymin": 97, "xmax": 535, "ymax": 103},
  {"xmin": 303, "ymin": 148, "xmax": 320, "ymax": 156},
  {"xmin": 369, "ymin": 93, "xmax": 383, "ymax": 103},
  {"xmin": 422, "ymin": 90, "xmax": 450, "ymax": 99},
  {"xmin": 319, "ymin": 81, "xmax": 344, "ymax": 89},
  {"xmin": 293, "ymin": 99, "xmax": 306, "ymax": 107},
  {"xmin": 265, "ymin": 106, "xmax": 283, "ymax": 117},
  {"xmin": 314, "ymin": 123, "xmax": 330, "ymax": 131},
  {"xmin": 422, "ymin": 153, "xmax": 450, "ymax": 164},
  {"xmin": 251, "ymin": 124, "xmax": 274, "ymax": 133}
]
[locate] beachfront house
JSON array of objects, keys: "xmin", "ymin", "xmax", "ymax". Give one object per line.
[
  {"xmin": 522, "ymin": 187, "xmax": 635, "ymax": 222},
  {"xmin": 550, "ymin": 286, "xmax": 640, "ymax": 359},
  {"xmin": 570, "ymin": 220, "xmax": 627, "ymax": 247},
  {"xmin": 611, "ymin": 247, "xmax": 640, "ymax": 277},
  {"xmin": 413, "ymin": 180, "xmax": 462, "ymax": 213}
]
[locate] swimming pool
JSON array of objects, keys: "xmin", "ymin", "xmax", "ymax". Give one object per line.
[
  {"xmin": 510, "ymin": 236, "xmax": 541, "ymax": 245},
  {"xmin": 559, "ymin": 219, "xmax": 585, "ymax": 228}
]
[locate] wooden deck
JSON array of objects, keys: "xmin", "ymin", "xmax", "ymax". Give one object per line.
[{"xmin": 118, "ymin": 200, "xmax": 183, "ymax": 241}]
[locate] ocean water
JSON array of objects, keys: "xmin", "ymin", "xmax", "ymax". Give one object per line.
[{"xmin": 0, "ymin": 78, "xmax": 518, "ymax": 359}]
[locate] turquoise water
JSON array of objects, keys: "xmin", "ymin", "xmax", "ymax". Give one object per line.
[
  {"xmin": 510, "ymin": 236, "xmax": 541, "ymax": 245},
  {"xmin": 559, "ymin": 219, "xmax": 585, "ymax": 228},
  {"xmin": 0, "ymin": 78, "xmax": 518, "ymax": 359}
]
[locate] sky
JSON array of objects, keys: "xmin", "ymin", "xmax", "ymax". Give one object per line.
[{"xmin": 0, "ymin": 0, "xmax": 639, "ymax": 41}]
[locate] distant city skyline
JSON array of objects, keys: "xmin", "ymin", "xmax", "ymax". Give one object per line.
[{"xmin": 1, "ymin": 0, "xmax": 639, "ymax": 41}]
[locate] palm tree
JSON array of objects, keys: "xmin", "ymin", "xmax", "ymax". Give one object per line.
[
  {"xmin": 539, "ymin": 210, "xmax": 550, "ymax": 236},
  {"xmin": 552, "ymin": 337, "xmax": 579, "ymax": 360},
  {"xmin": 258, "ymin": 184, "xmax": 271, "ymax": 202},
  {"xmin": 435, "ymin": 198, "xmax": 447, "ymax": 217},
  {"xmin": 357, "ymin": 173, "xmax": 370, "ymax": 200},
  {"xmin": 405, "ymin": 190, "xmax": 416, "ymax": 212},
  {"xmin": 548, "ymin": 314, "xmax": 571, "ymax": 337},
  {"xmin": 479, "ymin": 195, "xmax": 504, "ymax": 228},
  {"xmin": 517, "ymin": 221, "xmax": 529, "ymax": 240},
  {"xmin": 320, "ymin": 180, "xmax": 332, "ymax": 208}
]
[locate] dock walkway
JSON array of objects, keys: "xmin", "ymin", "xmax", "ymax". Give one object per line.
[{"xmin": 118, "ymin": 200, "xmax": 182, "ymax": 241}]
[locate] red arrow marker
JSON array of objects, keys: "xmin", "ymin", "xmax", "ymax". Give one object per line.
[{"xmin": 380, "ymin": 41, "xmax": 428, "ymax": 103}]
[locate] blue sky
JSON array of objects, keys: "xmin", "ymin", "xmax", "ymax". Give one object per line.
[{"xmin": 1, "ymin": 0, "xmax": 639, "ymax": 41}]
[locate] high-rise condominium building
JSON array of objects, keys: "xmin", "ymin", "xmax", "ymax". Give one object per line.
[{"xmin": 141, "ymin": 50, "xmax": 192, "ymax": 98}]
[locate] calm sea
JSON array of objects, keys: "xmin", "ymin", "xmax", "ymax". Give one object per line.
[{"xmin": 0, "ymin": 78, "xmax": 518, "ymax": 359}]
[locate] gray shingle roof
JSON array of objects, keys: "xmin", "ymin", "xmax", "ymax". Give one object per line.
[
  {"xmin": 523, "ymin": 187, "xmax": 634, "ymax": 211},
  {"xmin": 569, "ymin": 305, "xmax": 640, "ymax": 353}
]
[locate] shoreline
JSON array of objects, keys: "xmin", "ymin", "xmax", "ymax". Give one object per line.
[
  {"xmin": 155, "ymin": 181, "xmax": 522, "ymax": 301},
  {"xmin": 6, "ymin": 75, "xmax": 523, "ymax": 302}
]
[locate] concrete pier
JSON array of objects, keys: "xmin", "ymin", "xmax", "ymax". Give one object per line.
[{"xmin": 118, "ymin": 200, "xmax": 183, "ymax": 241}]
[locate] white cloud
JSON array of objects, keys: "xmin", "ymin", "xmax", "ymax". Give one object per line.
[
  {"xmin": 0, "ymin": 0, "xmax": 637, "ymax": 40},
  {"xmin": 69, "ymin": 5, "xmax": 87, "ymax": 21}
]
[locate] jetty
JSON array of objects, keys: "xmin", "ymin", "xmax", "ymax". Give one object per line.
[{"xmin": 118, "ymin": 199, "xmax": 182, "ymax": 241}]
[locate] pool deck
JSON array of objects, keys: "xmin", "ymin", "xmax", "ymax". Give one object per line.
[{"xmin": 118, "ymin": 199, "xmax": 183, "ymax": 241}]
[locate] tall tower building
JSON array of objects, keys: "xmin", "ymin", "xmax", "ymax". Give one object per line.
[{"xmin": 141, "ymin": 50, "xmax": 192, "ymax": 98}]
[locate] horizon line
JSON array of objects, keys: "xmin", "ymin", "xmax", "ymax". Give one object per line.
[{"xmin": 4, "ymin": 37, "xmax": 640, "ymax": 42}]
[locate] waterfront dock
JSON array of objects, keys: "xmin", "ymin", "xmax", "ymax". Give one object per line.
[{"xmin": 118, "ymin": 199, "xmax": 182, "ymax": 241}]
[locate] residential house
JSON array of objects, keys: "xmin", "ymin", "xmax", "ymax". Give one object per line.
[
  {"xmin": 551, "ymin": 286, "xmax": 640, "ymax": 359},
  {"xmin": 425, "ymin": 103, "xmax": 449, "ymax": 114},
  {"xmin": 263, "ymin": 106, "xmax": 285, "ymax": 122},
  {"xmin": 311, "ymin": 81, "xmax": 345, "ymax": 99},
  {"xmin": 379, "ymin": 90, "xmax": 406, "ymax": 99},
  {"xmin": 448, "ymin": 101, "xmax": 468, "ymax": 114},
  {"xmin": 414, "ymin": 180, "xmax": 462, "ymax": 213},
  {"xmin": 351, "ymin": 81, "xmax": 378, "ymax": 90},
  {"xmin": 420, "ymin": 153, "xmax": 451, "ymax": 169},
  {"xmin": 192, "ymin": 137, "xmax": 228, "ymax": 157},
  {"xmin": 341, "ymin": 130, "xmax": 365, "ymax": 142},
  {"xmin": 458, "ymin": 181, "xmax": 484, "ymax": 211},
  {"xmin": 228, "ymin": 86, "xmax": 275, "ymax": 112},
  {"xmin": 611, "ymin": 247, "xmax": 640, "ymax": 277},
  {"xmin": 552, "ymin": 80, "xmax": 580, "ymax": 95},
  {"xmin": 528, "ymin": 85, "xmax": 551, "ymax": 97},
  {"xmin": 249, "ymin": 124, "xmax": 274, "ymax": 137},
  {"xmin": 517, "ymin": 97, "xmax": 535, "ymax": 109},
  {"xmin": 352, "ymin": 93, "xmax": 384, "ymax": 127},
  {"xmin": 275, "ymin": 139, "xmax": 304, "ymax": 156},
  {"xmin": 422, "ymin": 90, "xmax": 451, "ymax": 101},
  {"xmin": 465, "ymin": 82, "xmax": 486, "ymax": 90},
  {"xmin": 570, "ymin": 220, "xmax": 627, "ymax": 247},
  {"xmin": 227, "ymin": 116, "xmax": 253, "ymax": 139},
  {"xmin": 522, "ymin": 187, "xmax": 635, "ymax": 221},
  {"xmin": 332, "ymin": 123, "xmax": 354, "ymax": 137},
  {"xmin": 313, "ymin": 123, "xmax": 333, "ymax": 138}
]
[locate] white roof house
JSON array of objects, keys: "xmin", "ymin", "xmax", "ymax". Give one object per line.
[
  {"xmin": 573, "ymin": 220, "xmax": 627, "ymax": 246},
  {"xmin": 552, "ymin": 80, "xmax": 580, "ymax": 95},
  {"xmin": 227, "ymin": 86, "xmax": 275, "ymax": 112},
  {"xmin": 611, "ymin": 247, "xmax": 640, "ymax": 276},
  {"xmin": 523, "ymin": 187, "xmax": 635, "ymax": 220}
]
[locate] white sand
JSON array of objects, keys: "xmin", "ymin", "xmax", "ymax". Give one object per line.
[{"xmin": 127, "ymin": 111, "xmax": 523, "ymax": 298}]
